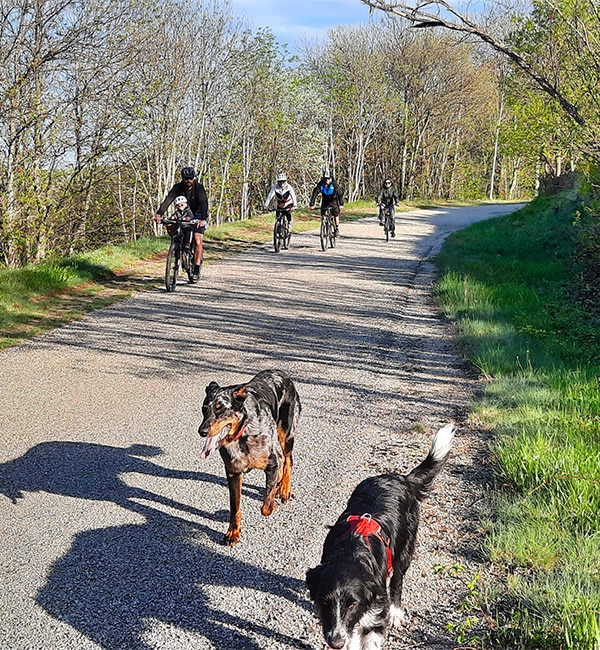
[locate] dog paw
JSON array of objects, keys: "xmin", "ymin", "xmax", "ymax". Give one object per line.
[
  {"xmin": 261, "ymin": 501, "xmax": 277, "ymax": 516},
  {"xmin": 223, "ymin": 530, "xmax": 241, "ymax": 546},
  {"xmin": 389, "ymin": 605, "xmax": 409, "ymax": 627},
  {"xmin": 277, "ymin": 491, "xmax": 292, "ymax": 504}
]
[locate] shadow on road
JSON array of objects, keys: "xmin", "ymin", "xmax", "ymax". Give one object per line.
[
  {"xmin": 0, "ymin": 442, "xmax": 312, "ymax": 649},
  {"xmin": 36, "ymin": 512, "xmax": 311, "ymax": 650}
]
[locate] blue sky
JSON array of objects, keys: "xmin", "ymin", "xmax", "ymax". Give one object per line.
[{"xmin": 229, "ymin": 0, "xmax": 376, "ymax": 47}]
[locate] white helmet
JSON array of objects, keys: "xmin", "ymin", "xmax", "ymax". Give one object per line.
[
  {"xmin": 174, "ymin": 196, "xmax": 187, "ymax": 206},
  {"xmin": 276, "ymin": 173, "xmax": 287, "ymax": 183}
]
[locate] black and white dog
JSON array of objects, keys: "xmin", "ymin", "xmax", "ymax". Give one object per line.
[{"xmin": 306, "ymin": 423, "xmax": 455, "ymax": 650}]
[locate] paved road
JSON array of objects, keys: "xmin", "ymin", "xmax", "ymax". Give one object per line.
[{"xmin": 0, "ymin": 204, "xmax": 523, "ymax": 650}]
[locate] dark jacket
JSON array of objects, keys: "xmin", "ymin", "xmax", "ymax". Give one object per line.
[
  {"xmin": 157, "ymin": 179, "xmax": 208, "ymax": 219},
  {"xmin": 376, "ymin": 185, "xmax": 400, "ymax": 206},
  {"xmin": 310, "ymin": 179, "xmax": 344, "ymax": 209}
]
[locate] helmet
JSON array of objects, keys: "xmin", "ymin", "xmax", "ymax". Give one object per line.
[
  {"xmin": 322, "ymin": 169, "xmax": 331, "ymax": 178},
  {"xmin": 174, "ymin": 196, "xmax": 187, "ymax": 206},
  {"xmin": 384, "ymin": 178, "xmax": 393, "ymax": 185},
  {"xmin": 276, "ymin": 173, "xmax": 287, "ymax": 183},
  {"xmin": 181, "ymin": 166, "xmax": 196, "ymax": 180}
]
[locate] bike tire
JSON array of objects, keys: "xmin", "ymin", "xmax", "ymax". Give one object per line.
[
  {"xmin": 320, "ymin": 217, "xmax": 328, "ymax": 251},
  {"xmin": 273, "ymin": 221, "xmax": 282, "ymax": 253},
  {"xmin": 165, "ymin": 241, "xmax": 179, "ymax": 292},
  {"xmin": 384, "ymin": 217, "xmax": 390, "ymax": 242},
  {"xmin": 183, "ymin": 248, "xmax": 194, "ymax": 282},
  {"xmin": 329, "ymin": 217, "xmax": 337, "ymax": 248}
]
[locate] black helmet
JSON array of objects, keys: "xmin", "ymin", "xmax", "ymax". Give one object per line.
[{"xmin": 181, "ymin": 166, "xmax": 197, "ymax": 180}]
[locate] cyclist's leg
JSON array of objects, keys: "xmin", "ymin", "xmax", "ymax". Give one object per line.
[
  {"xmin": 193, "ymin": 228, "xmax": 204, "ymax": 266},
  {"xmin": 332, "ymin": 206, "xmax": 340, "ymax": 235},
  {"xmin": 378, "ymin": 205, "xmax": 385, "ymax": 225},
  {"xmin": 192, "ymin": 223, "xmax": 205, "ymax": 280},
  {"xmin": 390, "ymin": 204, "xmax": 396, "ymax": 236},
  {"xmin": 193, "ymin": 233, "xmax": 203, "ymax": 264}
]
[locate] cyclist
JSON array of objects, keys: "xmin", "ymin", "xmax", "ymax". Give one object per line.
[
  {"xmin": 309, "ymin": 169, "xmax": 344, "ymax": 236},
  {"xmin": 376, "ymin": 178, "xmax": 400, "ymax": 237},
  {"xmin": 264, "ymin": 173, "xmax": 298, "ymax": 228},
  {"xmin": 156, "ymin": 166, "xmax": 208, "ymax": 281}
]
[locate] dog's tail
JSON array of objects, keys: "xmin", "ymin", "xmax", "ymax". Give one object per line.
[{"xmin": 407, "ymin": 423, "xmax": 455, "ymax": 500}]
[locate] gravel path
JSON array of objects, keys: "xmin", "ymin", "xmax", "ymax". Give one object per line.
[{"xmin": 0, "ymin": 204, "xmax": 522, "ymax": 650}]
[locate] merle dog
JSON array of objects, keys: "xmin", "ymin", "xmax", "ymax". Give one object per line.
[
  {"xmin": 198, "ymin": 369, "xmax": 301, "ymax": 546},
  {"xmin": 306, "ymin": 423, "xmax": 455, "ymax": 650}
]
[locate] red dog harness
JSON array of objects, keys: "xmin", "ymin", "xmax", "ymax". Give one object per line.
[{"xmin": 345, "ymin": 514, "xmax": 393, "ymax": 578}]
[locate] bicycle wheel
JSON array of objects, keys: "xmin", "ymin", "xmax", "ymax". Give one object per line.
[
  {"xmin": 183, "ymin": 235, "xmax": 194, "ymax": 282},
  {"xmin": 165, "ymin": 240, "xmax": 179, "ymax": 292},
  {"xmin": 329, "ymin": 217, "xmax": 337, "ymax": 248},
  {"xmin": 273, "ymin": 219, "xmax": 283, "ymax": 253},
  {"xmin": 183, "ymin": 248, "xmax": 193, "ymax": 282},
  {"xmin": 320, "ymin": 216, "xmax": 328, "ymax": 251},
  {"xmin": 384, "ymin": 215, "xmax": 390, "ymax": 242}
]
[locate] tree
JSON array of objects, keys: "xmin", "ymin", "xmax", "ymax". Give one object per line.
[
  {"xmin": 360, "ymin": 0, "xmax": 585, "ymax": 124},
  {"xmin": 304, "ymin": 25, "xmax": 392, "ymax": 202}
]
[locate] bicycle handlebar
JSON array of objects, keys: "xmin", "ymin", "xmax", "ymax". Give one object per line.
[{"xmin": 161, "ymin": 217, "xmax": 201, "ymax": 225}]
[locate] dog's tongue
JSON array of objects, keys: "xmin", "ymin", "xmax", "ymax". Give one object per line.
[{"xmin": 200, "ymin": 435, "xmax": 219, "ymax": 460}]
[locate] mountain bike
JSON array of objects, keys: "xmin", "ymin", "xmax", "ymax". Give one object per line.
[
  {"xmin": 379, "ymin": 204, "xmax": 396, "ymax": 242},
  {"xmin": 320, "ymin": 206, "xmax": 337, "ymax": 251},
  {"xmin": 162, "ymin": 217, "xmax": 200, "ymax": 292},
  {"xmin": 273, "ymin": 209, "xmax": 292, "ymax": 253}
]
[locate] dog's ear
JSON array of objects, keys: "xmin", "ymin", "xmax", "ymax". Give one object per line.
[
  {"xmin": 205, "ymin": 381, "xmax": 220, "ymax": 399},
  {"xmin": 232, "ymin": 385, "xmax": 249, "ymax": 403},
  {"xmin": 305, "ymin": 566, "xmax": 320, "ymax": 592}
]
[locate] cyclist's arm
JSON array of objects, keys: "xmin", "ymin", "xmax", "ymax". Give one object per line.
[
  {"xmin": 290, "ymin": 186, "xmax": 298, "ymax": 209},
  {"xmin": 309, "ymin": 184, "xmax": 320, "ymax": 208},
  {"xmin": 264, "ymin": 186, "xmax": 276, "ymax": 210},
  {"xmin": 156, "ymin": 186, "xmax": 179, "ymax": 218},
  {"xmin": 195, "ymin": 193, "xmax": 209, "ymax": 221}
]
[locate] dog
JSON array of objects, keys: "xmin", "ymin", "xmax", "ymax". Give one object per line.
[
  {"xmin": 306, "ymin": 423, "xmax": 455, "ymax": 650},
  {"xmin": 198, "ymin": 369, "xmax": 301, "ymax": 546}
]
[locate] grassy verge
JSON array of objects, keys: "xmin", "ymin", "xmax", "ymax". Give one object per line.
[
  {"xmin": 0, "ymin": 205, "xmax": 376, "ymax": 350},
  {"xmin": 433, "ymin": 193, "xmax": 600, "ymax": 649}
]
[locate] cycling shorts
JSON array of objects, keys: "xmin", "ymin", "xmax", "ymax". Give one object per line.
[{"xmin": 321, "ymin": 205, "xmax": 340, "ymax": 218}]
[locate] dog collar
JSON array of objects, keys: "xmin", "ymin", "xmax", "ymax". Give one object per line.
[
  {"xmin": 230, "ymin": 421, "xmax": 248, "ymax": 443},
  {"xmin": 345, "ymin": 514, "xmax": 393, "ymax": 578}
]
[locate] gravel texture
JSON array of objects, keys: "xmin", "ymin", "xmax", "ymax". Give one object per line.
[{"xmin": 0, "ymin": 204, "xmax": 522, "ymax": 650}]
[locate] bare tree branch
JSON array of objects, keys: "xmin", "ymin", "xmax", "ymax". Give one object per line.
[{"xmin": 360, "ymin": 0, "xmax": 586, "ymax": 126}]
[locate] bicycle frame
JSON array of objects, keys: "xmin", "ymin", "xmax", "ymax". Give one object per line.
[
  {"xmin": 320, "ymin": 207, "xmax": 337, "ymax": 251},
  {"xmin": 380, "ymin": 204, "xmax": 395, "ymax": 242},
  {"xmin": 273, "ymin": 209, "xmax": 291, "ymax": 253},
  {"xmin": 162, "ymin": 217, "xmax": 198, "ymax": 291}
]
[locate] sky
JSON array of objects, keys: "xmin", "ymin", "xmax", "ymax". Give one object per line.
[{"xmin": 229, "ymin": 0, "xmax": 377, "ymax": 49}]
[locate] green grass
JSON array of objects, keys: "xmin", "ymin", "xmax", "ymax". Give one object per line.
[
  {"xmin": 434, "ymin": 193, "xmax": 600, "ymax": 649},
  {"xmin": 0, "ymin": 235, "xmax": 173, "ymax": 348}
]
